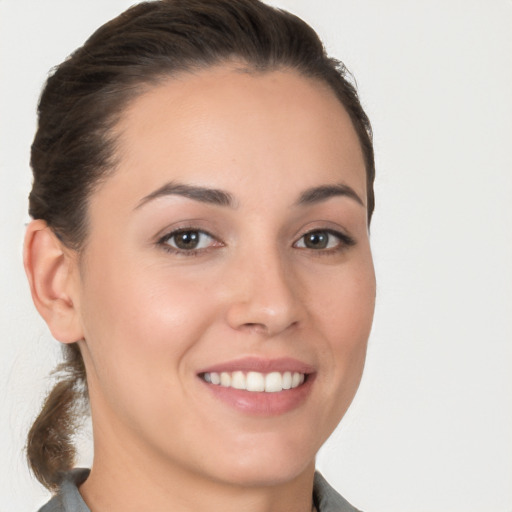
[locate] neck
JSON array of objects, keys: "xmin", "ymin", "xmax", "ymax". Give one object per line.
[{"xmin": 80, "ymin": 422, "xmax": 316, "ymax": 512}]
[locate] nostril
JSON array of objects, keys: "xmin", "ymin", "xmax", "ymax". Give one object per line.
[
  {"xmin": 240, "ymin": 322, "xmax": 268, "ymax": 334},
  {"xmin": 238, "ymin": 319, "xmax": 299, "ymax": 337}
]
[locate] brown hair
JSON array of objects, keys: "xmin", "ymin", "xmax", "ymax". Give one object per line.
[{"xmin": 27, "ymin": 0, "xmax": 375, "ymax": 491}]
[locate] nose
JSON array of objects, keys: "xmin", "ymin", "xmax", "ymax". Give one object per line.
[{"xmin": 224, "ymin": 248, "xmax": 303, "ymax": 337}]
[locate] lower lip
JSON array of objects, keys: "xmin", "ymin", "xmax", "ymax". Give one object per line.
[{"xmin": 201, "ymin": 375, "xmax": 315, "ymax": 416}]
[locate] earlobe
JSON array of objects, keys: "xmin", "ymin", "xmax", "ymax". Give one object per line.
[{"xmin": 23, "ymin": 220, "xmax": 84, "ymax": 344}]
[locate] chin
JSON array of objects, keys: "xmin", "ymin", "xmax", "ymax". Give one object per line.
[
  {"xmin": 196, "ymin": 431, "xmax": 318, "ymax": 488},
  {"xmin": 213, "ymin": 459, "xmax": 315, "ymax": 488}
]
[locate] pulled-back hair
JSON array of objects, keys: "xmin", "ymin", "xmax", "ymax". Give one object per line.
[{"xmin": 27, "ymin": 0, "xmax": 375, "ymax": 491}]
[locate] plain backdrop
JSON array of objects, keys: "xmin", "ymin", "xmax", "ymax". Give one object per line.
[{"xmin": 1, "ymin": 1, "xmax": 511, "ymax": 511}]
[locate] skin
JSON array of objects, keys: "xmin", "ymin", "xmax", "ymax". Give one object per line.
[{"xmin": 25, "ymin": 65, "xmax": 375, "ymax": 512}]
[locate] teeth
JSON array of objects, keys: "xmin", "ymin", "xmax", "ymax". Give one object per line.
[
  {"xmin": 291, "ymin": 372, "xmax": 301, "ymax": 388},
  {"xmin": 202, "ymin": 371, "xmax": 306, "ymax": 392},
  {"xmin": 220, "ymin": 372, "xmax": 231, "ymax": 387},
  {"xmin": 265, "ymin": 372, "xmax": 282, "ymax": 392},
  {"xmin": 231, "ymin": 371, "xmax": 246, "ymax": 390},
  {"xmin": 282, "ymin": 371, "xmax": 292, "ymax": 390},
  {"xmin": 246, "ymin": 371, "xmax": 264, "ymax": 392}
]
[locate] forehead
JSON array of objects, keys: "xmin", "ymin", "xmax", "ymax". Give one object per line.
[{"xmin": 97, "ymin": 65, "xmax": 366, "ymax": 210}]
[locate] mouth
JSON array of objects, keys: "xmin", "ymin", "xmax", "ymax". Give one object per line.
[
  {"xmin": 200, "ymin": 370, "xmax": 306, "ymax": 392},
  {"xmin": 197, "ymin": 357, "xmax": 315, "ymax": 415}
]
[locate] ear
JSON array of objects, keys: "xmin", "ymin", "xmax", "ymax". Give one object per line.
[{"xmin": 23, "ymin": 219, "xmax": 84, "ymax": 344}]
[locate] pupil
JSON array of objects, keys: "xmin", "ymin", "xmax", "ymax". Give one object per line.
[
  {"xmin": 176, "ymin": 231, "xmax": 199, "ymax": 249},
  {"xmin": 305, "ymin": 232, "xmax": 328, "ymax": 249}
]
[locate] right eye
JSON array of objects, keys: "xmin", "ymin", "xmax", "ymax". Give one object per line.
[{"xmin": 159, "ymin": 229, "xmax": 218, "ymax": 254}]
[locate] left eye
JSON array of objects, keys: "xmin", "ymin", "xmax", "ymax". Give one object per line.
[
  {"xmin": 294, "ymin": 230, "xmax": 347, "ymax": 250},
  {"xmin": 162, "ymin": 229, "xmax": 215, "ymax": 251}
]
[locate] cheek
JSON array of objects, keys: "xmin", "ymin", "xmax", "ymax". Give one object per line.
[
  {"xmin": 77, "ymin": 258, "xmax": 227, "ymax": 447},
  {"xmin": 309, "ymin": 253, "xmax": 375, "ymax": 381},
  {"xmin": 313, "ymin": 251, "xmax": 375, "ymax": 326},
  {"xmin": 77, "ymin": 253, "xmax": 220, "ymax": 396}
]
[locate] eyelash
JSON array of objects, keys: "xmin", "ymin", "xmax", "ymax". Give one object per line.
[
  {"xmin": 158, "ymin": 228, "xmax": 220, "ymax": 257},
  {"xmin": 293, "ymin": 229, "xmax": 356, "ymax": 254},
  {"xmin": 157, "ymin": 227, "xmax": 355, "ymax": 256}
]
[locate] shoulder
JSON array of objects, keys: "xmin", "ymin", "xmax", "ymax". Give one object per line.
[
  {"xmin": 313, "ymin": 471, "xmax": 363, "ymax": 512},
  {"xmin": 36, "ymin": 469, "xmax": 91, "ymax": 512}
]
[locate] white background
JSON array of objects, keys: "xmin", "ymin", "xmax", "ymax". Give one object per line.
[{"xmin": 1, "ymin": 1, "xmax": 511, "ymax": 511}]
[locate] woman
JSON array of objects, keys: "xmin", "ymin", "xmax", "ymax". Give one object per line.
[{"xmin": 23, "ymin": 0, "xmax": 376, "ymax": 510}]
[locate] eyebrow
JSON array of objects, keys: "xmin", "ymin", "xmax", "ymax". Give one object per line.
[
  {"xmin": 135, "ymin": 181, "xmax": 364, "ymax": 211},
  {"xmin": 296, "ymin": 183, "xmax": 365, "ymax": 207},
  {"xmin": 135, "ymin": 182, "xmax": 235, "ymax": 210}
]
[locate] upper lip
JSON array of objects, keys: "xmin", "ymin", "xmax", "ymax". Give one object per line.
[{"xmin": 197, "ymin": 356, "xmax": 315, "ymax": 375}]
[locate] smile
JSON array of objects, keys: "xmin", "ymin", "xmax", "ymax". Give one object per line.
[
  {"xmin": 197, "ymin": 357, "xmax": 315, "ymax": 415},
  {"xmin": 202, "ymin": 371, "xmax": 306, "ymax": 392}
]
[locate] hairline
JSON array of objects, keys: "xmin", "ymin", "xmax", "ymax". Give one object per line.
[{"xmin": 74, "ymin": 60, "xmax": 368, "ymax": 251}]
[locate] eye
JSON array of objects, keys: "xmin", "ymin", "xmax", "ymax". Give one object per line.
[
  {"xmin": 159, "ymin": 229, "xmax": 217, "ymax": 253},
  {"xmin": 294, "ymin": 229, "xmax": 355, "ymax": 251}
]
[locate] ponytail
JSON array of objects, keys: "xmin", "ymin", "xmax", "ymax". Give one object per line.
[{"xmin": 26, "ymin": 344, "xmax": 88, "ymax": 491}]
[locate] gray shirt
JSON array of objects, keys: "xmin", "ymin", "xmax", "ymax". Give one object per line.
[{"xmin": 37, "ymin": 468, "xmax": 361, "ymax": 512}]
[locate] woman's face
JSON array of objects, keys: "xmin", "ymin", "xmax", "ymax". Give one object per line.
[{"xmin": 72, "ymin": 65, "xmax": 375, "ymax": 486}]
